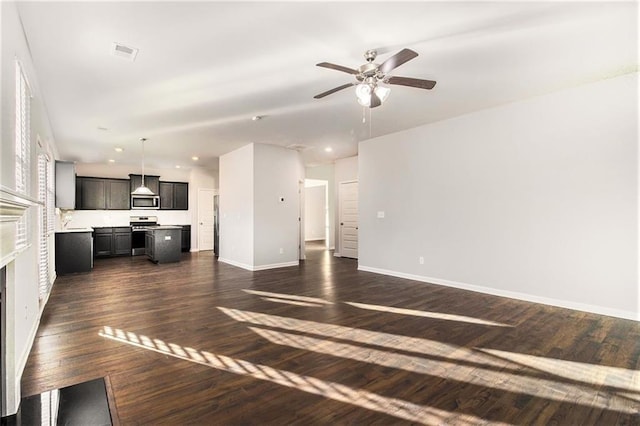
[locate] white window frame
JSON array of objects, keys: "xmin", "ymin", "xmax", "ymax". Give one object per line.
[{"xmin": 15, "ymin": 60, "xmax": 32, "ymax": 250}]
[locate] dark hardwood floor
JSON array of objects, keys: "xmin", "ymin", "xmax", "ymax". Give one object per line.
[{"xmin": 21, "ymin": 241, "xmax": 640, "ymax": 424}]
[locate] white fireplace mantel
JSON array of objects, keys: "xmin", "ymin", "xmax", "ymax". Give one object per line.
[{"xmin": 0, "ymin": 186, "xmax": 41, "ymax": 269}]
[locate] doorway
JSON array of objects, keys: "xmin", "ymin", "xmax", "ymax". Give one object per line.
[{"xmin": 304, "ymin": 179, "xmax": 329, "ymax": 251}]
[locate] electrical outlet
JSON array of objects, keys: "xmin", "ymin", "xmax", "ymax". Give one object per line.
[
  {"xmin": 419, "ymin": 256, "xmax": 424, "ymax": 265},
  {"xmin": 377, "ymin": 211, "xmax": 385, "ymax": 219},
  {"xmin": 279, "ymin": 248, "xmax": 284, "ymax": 254}
]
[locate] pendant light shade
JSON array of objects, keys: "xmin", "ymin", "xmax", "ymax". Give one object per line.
[{"xmin": 131, "ymin": 137, "xmax": 155, "ymax": 195}]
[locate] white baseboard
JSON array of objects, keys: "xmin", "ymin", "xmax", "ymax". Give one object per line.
[
  {"xmin": 334, "ymin": 252, "xmax": 341, "ymax": 257},
  {"xmin": 357, "ymin": 264, "xmax": 639, "ymax": 322},
  {"xmin": 305, "ymin": 238, "xmax": 325, "ymax": 242},
  {"xmin": 190, "ymin": 248, "xmax": 199, "ymax": 253},
  {"xmin": 218, "ymin": 257, "xmax": 299, "ymax": 271}
]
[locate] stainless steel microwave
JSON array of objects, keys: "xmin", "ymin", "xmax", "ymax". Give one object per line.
[{"xmin": 131, "ymin": 195, "xmax": 159, "ymax": 209}]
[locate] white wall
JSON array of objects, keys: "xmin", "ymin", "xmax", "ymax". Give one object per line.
[
  {"xmin": 305, "ymin": 185, "xmax": 326, "ymax": 241},
  {"xmin": 306, "ymin": 164, "xmax": 335, "ymax": 248},
  {"xmin": 219, "ymin": 143, "xmax": 302, "ymax": 270},
  {"xmin": 253, "ymin": 144, "xmax": 302, "ymax": 267},
  {"xmin": 334, "ymin": 156, "xmax": 358, "ymax": 256},
  {"xmin": 1, "ymin": 1, "xmax": 59, "ymax": 415},
  {"xmin": 75, "ymin": 163, "xmax": 191, "ymax": 181},
  {"xmin": 359, "ymin": 73, "xmax": 639, "ymax": 320},
  {"xmin": 219, "ymin": 144, "xmax": 254, "ymax": 268}
]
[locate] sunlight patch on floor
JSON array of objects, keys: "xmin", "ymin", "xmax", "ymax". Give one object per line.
[
  {"xmin": 345, "ymin": 301, "xmax": 511, "ymax": 327},
  {"xmin": 98, "ymin": 326, "xmax": 495, "ymax": 425},
  {"xmin": 249, "ymin": 326, "xmax": 639, "ymax": 413},
  {"xmin": 217, "ymin": 307, "xmax": 640, "ymax": 414},
  {"xmin": 218, "ymin": 307, "xmax": 509, "ymax": 369},
  {"xmin": 262, "ymin": 297, "xmax": 326, "ymax": 308},
  {"xmin": 478, "ymin": 348, "xmax": 640, "ymax": 393},
  {"xmin": 243, "ymin": 289, "xmax": 333, "ymax": 305}
]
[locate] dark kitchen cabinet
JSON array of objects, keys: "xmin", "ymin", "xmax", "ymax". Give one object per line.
[
  {"xmin": 159, "ymin": 181, "xmax": 188, "ymax": 210},
  {"xmin": 113, "ymin": 228, "xmax": 132, "ymax": 255},
  {"xmin": 55, "ymin": 231, "xmax": 93, "ymax": 274},
  {"xmin": 129, "ymin": 174, "xmax": 160, "ymax": 195},
  {"xmin": 80, "ymin": 178, "xmax": 106, "ymax": 210},
  {"xmin": 76, "ymin": 177, "xmax": 130, "ymax": 210},
  {"xmin": 181, "ymin": 225, "xmax": 191, "ymax": 252},
  {"xmin": 108, "ymin": 180, "xmax": 130, "ymax": 210},
  {"xmin": 146, "ymin": 227, "xmax": 181, "ymax": 263},
  {"xmin": 93, "ymin": 227, "xmax": 132, "ymax": 258},
  {"xmin": 94, "ymin": 229, "xmax": 113, "ymax": 257}
]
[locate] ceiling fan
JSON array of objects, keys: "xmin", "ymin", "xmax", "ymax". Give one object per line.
[{"xmin": 314, "ymin": 48, "xmax": 436, "ymax": 108}]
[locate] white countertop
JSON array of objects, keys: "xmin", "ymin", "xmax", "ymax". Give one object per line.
[{"xmin": 56, "ymin": 227, "xmax": 94, "ymax": 233}]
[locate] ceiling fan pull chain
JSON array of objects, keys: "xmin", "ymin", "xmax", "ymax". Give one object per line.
[
  {"xmin": 369, "ymin": 108, "xmax": 372, "ymax": 138},
  {"xmin": 362, "ymin": 106, "xmax": 366, "ymax": 124}
]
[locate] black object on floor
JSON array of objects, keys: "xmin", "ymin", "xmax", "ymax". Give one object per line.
[{"xmin": 4, "ymin": 377, "xmax": 114, "ymax": 426}]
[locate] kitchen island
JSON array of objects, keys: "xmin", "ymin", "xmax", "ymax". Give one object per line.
[{"xmin": 145, "ymin": 226, "xmax": 182, "ymax": 264}]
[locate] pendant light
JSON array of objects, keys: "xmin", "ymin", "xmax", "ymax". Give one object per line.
[{"xmin": 131, "ymin": 137, "xmax": 155, "ymax": 195}]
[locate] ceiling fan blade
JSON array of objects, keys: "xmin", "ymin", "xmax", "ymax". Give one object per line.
[
  {"xmin": 313, "ymin": 83, "xmax": 355, "ymax": 99},
  {"xmin": 379, "ymin": 48, "xmax": 418, "ymax": 74},
  {"xmin": 387, "ymin": 76, "xmax": 437, "ymax": 90},
  {"xmin": 316, "ymin": 62, "xmax": 359, "ymax": 75}
]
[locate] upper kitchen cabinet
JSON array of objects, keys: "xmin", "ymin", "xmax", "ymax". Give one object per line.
[
  {"xmin": 76, "ymin": 177, "xmax": 130, "ymax": 210},
  {"xmin": 129, "ymin": 174, "xmax": 160, "ymax": 195},
  {"xmin": 55, "ymin": 161, "xmax": 76, "ymax": 209},
  {"xmin": 108, "ymin": 180, "xmax": 130, "ymax": 209},
  {"xmin": 79, "ymin": 177, "xmax": 105, "ymax": 210},
  {"xmin": 159, "ymin": 181, "xmax": 189, "ymax": 210}
]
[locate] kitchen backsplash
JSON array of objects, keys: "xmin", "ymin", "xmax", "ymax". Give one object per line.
[{"xmin": 57, "ymin": 209, "xmax": 191, "ymax": 230}]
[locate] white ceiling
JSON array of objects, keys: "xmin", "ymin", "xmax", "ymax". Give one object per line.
[{"xmin": 16, "ymin": 1, "xmax": 637, "ymax": 171}]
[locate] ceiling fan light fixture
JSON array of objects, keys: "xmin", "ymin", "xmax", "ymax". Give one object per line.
[
  {"xmin": 374, "ymin": 84, "xmax": 391, "ymax": 103},
  {"xmin": 355, "ymin": 83, "xmax": 372, "ymax": 107},
  {"xmin": 356, "ymin": 83, "xmax": 389, "ymax": 108}
]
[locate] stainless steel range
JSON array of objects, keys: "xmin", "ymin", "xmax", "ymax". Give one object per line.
[{"xmin": 130, "ymin": 216, "xmax": 159, "ymax": 255}]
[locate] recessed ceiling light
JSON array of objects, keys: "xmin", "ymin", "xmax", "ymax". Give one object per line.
[
  {"xmin": 325, "ymin": 147, "xmax": 333, "ymax": 152},
  {"xmin": 114, "ymin": 147, "xmax": 124, "ymax": 152},
  {"xmin": 108, "ymin": 159, "xmax": 115, "ymax": 163},
  {"xmin": 191, "ymin": 156, "xmax": 199, "ymax": 161},
  {"xmin": 175, "ymin": 165, "xmax": 181, "ymax": 169}
]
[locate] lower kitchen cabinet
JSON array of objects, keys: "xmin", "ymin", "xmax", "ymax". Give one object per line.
[
  {"xmin": 113, "ymin": 230, "xmax": 132, "ymax": 255},
  {"xmin": 94, "ymin": 227, "xmax": 132, "ymax": 258},
  {"xmin": 55, "ymin": 230, "xmax": 93, "ymax": 274}
]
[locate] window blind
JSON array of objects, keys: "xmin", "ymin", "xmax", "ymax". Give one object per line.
[
  {"xmin": 38, "ymin": 154, "xmax": 52, "ymax": 300},
  {"xmin": 15, "ymin": 60, "xmax": 32, "ymax": 251}
]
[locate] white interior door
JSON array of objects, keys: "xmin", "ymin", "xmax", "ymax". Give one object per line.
[
  {"xmin": 198, "ymin": 189, "xmax": 216, "ymax": 251},
  {"xmin": 339, "ymin": 181, "xmax": 358, "ymax": 259}
]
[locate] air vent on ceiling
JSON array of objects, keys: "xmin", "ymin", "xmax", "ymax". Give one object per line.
[{"xmin": 110, "ymin": 42, "xmax": 139, "ymax": 61}]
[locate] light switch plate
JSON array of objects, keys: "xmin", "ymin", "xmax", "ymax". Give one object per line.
[{"xmin": 377, "ymin": 211, "xmax": 385, "ymax": 218}]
